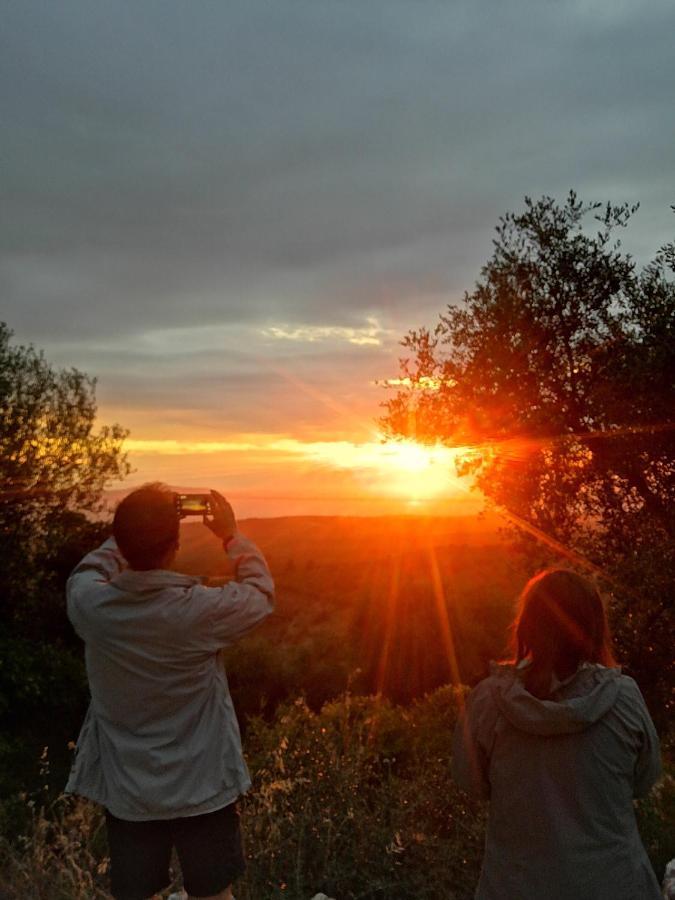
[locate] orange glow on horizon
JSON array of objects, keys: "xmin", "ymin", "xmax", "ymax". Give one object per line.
[{"xmin": 122, "ymin": 435, "xmax": 472, "ymax": 506}]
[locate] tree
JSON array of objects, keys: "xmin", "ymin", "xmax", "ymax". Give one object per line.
[
  {"xmin": 0, "ymin": 323, "xmax": 129, "ymax": 629},
  {"xmin": 0, "ymin": 323, "xmax": 129, "ymax": 793},
  {"xmin": 381, "ymin": 194, "xmax": 674, "ymax": 724}
]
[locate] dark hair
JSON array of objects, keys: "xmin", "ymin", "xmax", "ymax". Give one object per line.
[
  {"xmin": 113, "ymin": 483, "xmax": 179, "ymax": 570},
  {"xmin": 511, "ymin": 568, "xmax": 616, "ymax": 698}
]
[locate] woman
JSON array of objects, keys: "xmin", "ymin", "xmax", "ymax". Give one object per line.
[{"xmin": 452, "ymin": 568, "xmax": 662, "ymax": 900}]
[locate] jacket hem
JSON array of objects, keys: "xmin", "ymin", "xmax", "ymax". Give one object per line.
[{"xmin": 65, "ymin": 780, "xmax": 251, "ymax": 822}]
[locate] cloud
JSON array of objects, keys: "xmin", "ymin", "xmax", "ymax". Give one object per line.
[
  {"xmin": 260, "ymin": 317, "xmax": 392, "ymax": 347},
  {"xmin": 3, "ymin": 0, "xmax": 675, "ymax": 453},
  {"xmin": 377, "ymin": 376, "xmax": 455, "ymax": 390}
]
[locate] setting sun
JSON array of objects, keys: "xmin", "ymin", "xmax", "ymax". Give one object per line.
[{"xmin": 340, "ymin": 438, "xmax": 466, "ymax": 502}]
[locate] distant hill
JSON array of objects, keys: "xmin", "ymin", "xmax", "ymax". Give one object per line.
[{"xmin": 173, "ymin": 512, "xmax": 507, "ymax": 577}]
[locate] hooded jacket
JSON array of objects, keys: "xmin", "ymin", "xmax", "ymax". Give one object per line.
[
  {"xmin": 65, "ymin": 534, "xmax": 274, "ymax": 821},
  {"xmin": 452, "ymin": 662, "xmax": 662, "ymax": 900}
]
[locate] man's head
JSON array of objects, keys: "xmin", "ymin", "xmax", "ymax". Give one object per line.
[{"xmin": 113, "ymin": 483, "xmax": 179, "ymax": 570}]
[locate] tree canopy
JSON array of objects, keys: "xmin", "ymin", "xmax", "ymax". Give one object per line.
[
  {"xmin": 381, "ymin": 193, "xmax": 675, "ymax": 721},
  {"xmin": 1, "ymin": 322, "xmax": 129, "ymax": 629},
  {"xmin": 0, "ymin": 325, "xmax": 130, "ymax": 789},
  {"xmin": 0, "ymin": 323, "xmax": 128, "ymax": 513}
]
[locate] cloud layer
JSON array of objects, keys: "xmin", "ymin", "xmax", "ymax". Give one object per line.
[{"xmin": 3, "ymin": 0, "xmax": 674, "ymax": 469}]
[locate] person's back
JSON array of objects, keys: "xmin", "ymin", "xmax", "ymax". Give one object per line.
[
  {"xmin": 66, "ymin": 485, "xmax": 274, "ymax": 899},
  {"xmin": 452, "ymin": 569, "xmax": 662, "ymax": 900}
]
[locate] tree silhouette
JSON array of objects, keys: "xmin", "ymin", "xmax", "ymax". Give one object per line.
[
  {"xmin": 381, "ymin": 194, "xmax": 674, "ymax": 723},
  {"xmin": 0, "ymin": 324, "xmax": 129, "ymax": 791},
  {"xmin": 0, "ymin": 322, "xmax": 129, "ymax": 632}
]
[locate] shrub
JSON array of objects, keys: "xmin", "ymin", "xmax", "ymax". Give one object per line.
[
  {"xmin": 0, "ymin": 794, "xmax": 110, "ymax": 900},
  {"xmin": 237, "ymin": 688, "xmax": 485, "ymax": 900}
]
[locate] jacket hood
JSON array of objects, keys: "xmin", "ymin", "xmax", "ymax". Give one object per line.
[{"xmin": 490, "ymin": 662, "xmax": 622, "ymax": 736}]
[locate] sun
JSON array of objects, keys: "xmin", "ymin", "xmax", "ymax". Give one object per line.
[
  {"xmin": 268, "ymin": 436, "xmax": 469, "ymax": 504},
  {"xmin": 365, "ymin": 439, "xmax": 466, "ymax": 503}
]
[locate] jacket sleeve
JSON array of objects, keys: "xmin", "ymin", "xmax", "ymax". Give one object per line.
[
  {"xmin": 452, "ymin": 678, "xmax": 497, "ymax": 800},
  {"xmin": 190, "ymin": 533, "xmax": 275, "ymax": 650},
  {"xmin": 66, "ymin": 537, "xmax": 126, "ymax": 635}
]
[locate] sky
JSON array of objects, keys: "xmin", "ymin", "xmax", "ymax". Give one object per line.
[{"xmin": 3, "ymin": 0, "xmax": 675, "ymax": 516}]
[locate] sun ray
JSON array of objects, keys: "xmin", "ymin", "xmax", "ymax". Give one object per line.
[
  {"xmin": 425, "ymin": 542, "xmax": 462, "ymax": 686},
  {"xmin": 375, "ymin": 557, "xmax": 400, "ymax": 697},
  {"xmin": 494, "ymin": 506, "xmax": 632, "ymax": 597}
]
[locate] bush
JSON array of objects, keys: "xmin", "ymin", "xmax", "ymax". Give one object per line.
[
  {"xmin": 0, "ymin": 632, "xmax": 89, "ymax": 800},
  {"xmin": 236, "ymin": 687, "xmax": 486, "ymax": 900},
  {"xmin": 0, "ymin": 794, "xmax": 109, "ymax": 900},
  {"xmin": 636, "ymin": 770, "xmax": 675, "ymax": 882}
]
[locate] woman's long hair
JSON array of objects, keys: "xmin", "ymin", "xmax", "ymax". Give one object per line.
[{"xmin": 511, "ymin": 568, "xmax": 617, "ymax": 698}]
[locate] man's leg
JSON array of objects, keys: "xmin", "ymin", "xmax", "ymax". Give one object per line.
[
  {"xmin": 172, "ymin": 805, "xmax": 245, "ymax": 900},
  {"xmin": 105, "ymin": 811, "xmax": 173, "ymax": 900}
]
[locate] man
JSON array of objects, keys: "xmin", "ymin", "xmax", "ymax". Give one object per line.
[{"xmin": 65, "ymin": 484, "xmax": 274, "ymax": 900}]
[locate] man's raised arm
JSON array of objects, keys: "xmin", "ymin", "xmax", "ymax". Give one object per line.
[{"xmin": 194, "ymin": 491, "xmax": 275, "ymax": 647}]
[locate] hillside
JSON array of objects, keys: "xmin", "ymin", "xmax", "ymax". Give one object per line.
[{"xmin": 171, "ymin": 514, "xmax": 526, "ymax": 712}]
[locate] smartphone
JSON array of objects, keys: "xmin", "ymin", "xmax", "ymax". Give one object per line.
[{"xmin": 176, "ymin": 493, "xmax": 211, "ymax": 517}]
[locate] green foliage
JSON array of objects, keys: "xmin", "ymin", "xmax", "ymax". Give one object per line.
[
  {"xmin": 0, "ymin": 322, "xmax": 128, "ymax": 647},
  {"xmin": 0, "ymin": 631, "xmax": 86, "ymax": 717},
  {"xmin": 0, "ymin": 323, "xmax": 128, "ymax": 628},
  {"xmin": 0, "ymin": 322, "xmax": 129, "ymax": 514},
  {"xmin": 381, "ymin": 194, "xmax": 675, "ymax": 725},
  {"xmin": 0, "ymin": 629, "xmax": 88, "ymax": 799}
]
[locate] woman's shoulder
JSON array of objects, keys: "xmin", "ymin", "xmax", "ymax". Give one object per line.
[
  {"xmin": 464, "ymin": 662, "xmax": 517, "ymax": 707},
  {"xmin": 614, "ymin": 671, "xmax": 645, "ymax": 696},
  {"xmin": 611, "ymin": 672, "xmax": 654, "ymax": 718}
]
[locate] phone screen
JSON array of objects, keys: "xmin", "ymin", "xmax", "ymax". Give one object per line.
[{"xmin": 178, "ymin": 494, "xmax": 210, "ymax": 515}]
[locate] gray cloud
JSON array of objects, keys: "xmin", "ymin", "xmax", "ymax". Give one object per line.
[{"xmin": 2, "ymin": 0, "xmax": 674, "ymax": 424}]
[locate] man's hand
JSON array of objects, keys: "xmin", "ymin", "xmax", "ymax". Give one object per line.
[{"xmin": 203, "ymin": 490, "xmax": 237, "ymax": 542}]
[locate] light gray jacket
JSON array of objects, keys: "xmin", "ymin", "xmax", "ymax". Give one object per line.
[
  {"xmin": 453, "ymin": 662, "xmax": 662, "ymax": 900},
  {"xmin": 65, "ymin": 534, "xmax": 274, "ymax": 821}
]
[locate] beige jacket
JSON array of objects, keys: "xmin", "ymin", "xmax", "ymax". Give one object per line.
[{"xmin": 65, "ymin": 534, "xmax": 274, "ymax": 821}]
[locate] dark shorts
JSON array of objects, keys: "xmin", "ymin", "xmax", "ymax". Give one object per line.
[{"xmin": 105, "ymin": 803, "xmax": 245, "ymax": 900}]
